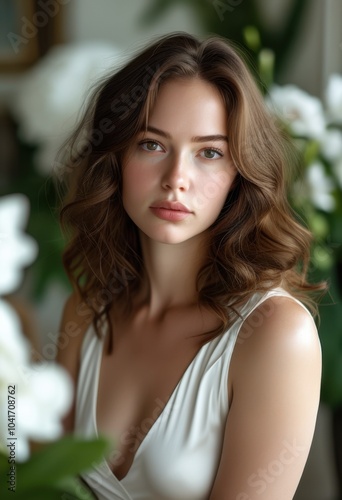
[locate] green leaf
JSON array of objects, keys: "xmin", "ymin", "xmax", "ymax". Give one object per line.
[
  {"xmin": 2, "ymin": 486, "xmax": 67, "ymax": 500},
  {"xmin": 0, "ymin": 449, "xmax": 97, "ymax": 499},
  {"xmin": 303, "ymin": 141, "xmax": 320, "ymax": 166},
  {"xmin": 2, "ymin": 486, "xmax": 79, "ymax": 500},
  {"xmin": 243, "ymin": 25, "xmax": 261, "ymax": 53},
  {"xmin": 55, "ymin": 475, "xmax": 98, "ymax": 499},
  {"xmin": 258, "ymin": 48, "xmax": 275, "ymax": 89},
  {"xmin": 1, "ymin": 480, "xmax": 96, "ymax": 500},
  {"xmin": 16, "ymin": 436, "xmax": 109, "ymax": 490}
]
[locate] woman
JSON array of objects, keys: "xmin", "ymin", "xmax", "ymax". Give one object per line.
[{"xmin": 57, "ymin": 32, "xmax": 324, "ymax": 499}]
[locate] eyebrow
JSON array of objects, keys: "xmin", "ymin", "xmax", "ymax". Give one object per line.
[{"xmin": 144, "ymin": 125, "xmax": 228, "ymax": 143}]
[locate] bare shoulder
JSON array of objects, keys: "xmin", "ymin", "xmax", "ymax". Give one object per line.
[
  {"xmin": 56, "ymin": 291, "xmax": 94, "ymax": 432},
  {"xmin": 230, "ymin": 295, "xmax": 322, "ymax": 404},
  {"xmin": 234, "ymin": 295, "xmax": 321, "ymax": 371},
  {"xmin": 230, "ymin": 294, "xmax": 322, "ymax": 417},
  {"xmin": 209, "ymin": 296, "xmax": 322, "ymax": 499}
]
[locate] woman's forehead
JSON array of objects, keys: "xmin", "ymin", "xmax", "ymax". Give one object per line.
[{"xmin": 146, "ymin": 78, "xmax": 228, "ymax": 137}]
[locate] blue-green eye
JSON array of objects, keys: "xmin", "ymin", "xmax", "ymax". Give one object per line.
[{"xmin": 201, "ymin": 148, "xmax": 223, "ymax": 159}]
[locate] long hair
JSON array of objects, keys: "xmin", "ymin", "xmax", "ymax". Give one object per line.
[{"xmin": 59, "ymin": 32, "xmax": 325, "ymax": 352}]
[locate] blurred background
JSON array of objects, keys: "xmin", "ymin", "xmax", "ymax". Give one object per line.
[{"xmin": 0, "ymin": 1, "xmax": 341, "ymax": 498}]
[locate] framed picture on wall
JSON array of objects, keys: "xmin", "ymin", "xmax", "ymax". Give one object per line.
[{"xmin": 0, "ymin": 0, "xmax": 65, "ymax": 72}]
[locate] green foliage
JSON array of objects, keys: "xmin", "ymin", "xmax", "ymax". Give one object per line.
[{"xmin": 0, "ymin": 436, "xmax": 109, "ymax": 499}]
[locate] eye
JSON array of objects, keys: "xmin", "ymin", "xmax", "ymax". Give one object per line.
[
  {"xmin": 139, "ymin": 140, "xmax": 163, "ymax": 152},
  {"xmin": 200, "ymin": 148, "xmax": 223, "ymax": 160}
]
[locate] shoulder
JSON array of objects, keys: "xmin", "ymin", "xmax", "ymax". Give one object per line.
[
  {"xmin": 234, "ymin": 294, "xmax": 321, "ymax": 367},
  {"xmin": 230, "ymin": 294, "xmax": 322, "ymax": 440},
  {"xmin": 231, "ymin": 294, "xmax": 321, "ymax": 391},
  {"xmin": 209, "ymin": 295, "xmax": 322, "ymax": 498},
  {"xmin": 56, "ymin": 291, "xmax": 94, "ymax": 432}
]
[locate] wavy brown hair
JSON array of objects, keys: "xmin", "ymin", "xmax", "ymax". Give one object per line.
[{"xmin": 59, "ymin": 32, "xmax": 325, "ymax": 352}]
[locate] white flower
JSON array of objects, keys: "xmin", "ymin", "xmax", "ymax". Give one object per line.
[
  {"xmin": 0, "ymin": 194, "xmax": 73, "ymax": 462},
  {"xmin": 0, "ymin": 194, "xmax": 38, "ymax": 295},
  {"xmin": 0, "ymin": 299, "xmax": 30, "ymax": 379},
  {"xmin": 0, "ymin": 299, "xmax": 73, "ymax": 461},
  {"xmin": 326, "ymin": 74, "xmax": 342, "ymax": 124},
  {"xmin": 305, "ymin": 161, "xmax": 336, "ymax": 212},
  {"xmin": 267, "ymin": 84, "xmax": 326, "ymax": 139},
  {"xmin": 319, "ymin": 128, "xmax": 342, "ymax": 162},
  {"xmin": 10, "ymin": 42, "xmax": 126, "ymax": 175},
  {"xmin": 15, "ymin": 361, "xmax": 73, "ymax": 453}
]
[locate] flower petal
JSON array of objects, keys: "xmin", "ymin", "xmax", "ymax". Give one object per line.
[
  {"xmin": 0, "ymin": 195, "xmax": 38, "ymax": 295},
  {"xmin": 267, "ymin": 84, "xmax": 326, "ymax": 139}
]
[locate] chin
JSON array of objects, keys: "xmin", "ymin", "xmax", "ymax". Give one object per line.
[{"xmin": 140, "ymin": 226, "xmax": 204, "ymax": 246}]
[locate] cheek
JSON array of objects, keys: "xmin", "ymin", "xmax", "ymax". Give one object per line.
[
  {"xmin": 197, "ymin": 170, "xmax": 236, "ymax": 211},
  {"xmin": 122, "ymin": 162, "xmax": 154, "ymax": 200}
]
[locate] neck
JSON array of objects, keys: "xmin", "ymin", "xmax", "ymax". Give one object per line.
[{"xmin": 138, "ymin": 232, "xmax": 209, "ymax": 320}]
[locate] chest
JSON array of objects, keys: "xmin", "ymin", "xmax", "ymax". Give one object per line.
[
  {"xmin": 75, "ymin": 309, "xmax": 239, "ymax": 500},
  {"xmin": 95, "ymin": 306, "xmax": 229, "ymax": 481}
]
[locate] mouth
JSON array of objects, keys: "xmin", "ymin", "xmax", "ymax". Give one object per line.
[
  {"xmin": 149, "ymin": 201, "xmax": 192, "ymax": 222},
  {"xmin": 150, "ymin": 201, "xmax": 192, "ymax": 213}
]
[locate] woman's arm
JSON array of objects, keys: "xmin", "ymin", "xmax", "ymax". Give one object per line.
[
  {"xmin": 56, "ymin": 292, "xmax": 92, "ymax": 433},
  {"xmin": 209, "ymin": 297, "xmax": 322, "ymax": 500}
]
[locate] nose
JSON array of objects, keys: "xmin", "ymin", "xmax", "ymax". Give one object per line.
[{"xmin": 161, "ymin": 153, "xmax": 190, "ymax": 191}]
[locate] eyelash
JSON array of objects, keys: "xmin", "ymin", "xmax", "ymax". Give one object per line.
[
  {"xmin": 138, "ymin": 139, "xmax": 163, "ymax": 151},
  {"xmin": 201, "ymin": 147, "xmax": 223, "ymax": 158},
  {"xmin": 138, "ymin": 139, "xmax": 224, "ymax": 159}
]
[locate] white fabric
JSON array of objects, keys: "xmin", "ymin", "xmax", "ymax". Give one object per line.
[{"xmin": 75, "ymin": 288, "xmax": 310, "ymax": 499}]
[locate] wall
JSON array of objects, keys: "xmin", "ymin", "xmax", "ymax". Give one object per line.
[
  {"xmin": 279, "ymin": 0, "xmax": 342, "ymax": 96},
  {"xmin": 64, "ymin": 0, "xmax": 202, "ymax": 53}
]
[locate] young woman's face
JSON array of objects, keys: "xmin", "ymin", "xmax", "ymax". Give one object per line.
[{"xmin": 122, "ymin": 78, "xmax": 237, "ymax": 245}]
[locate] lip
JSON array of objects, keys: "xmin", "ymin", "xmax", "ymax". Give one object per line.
[
  {"xmin": 150, "ymin": 200, "xmax": 192, "ymax": 212},
  {"xmin": 149, "ymin": 200, "xmax": 192, "ymax": 222}
]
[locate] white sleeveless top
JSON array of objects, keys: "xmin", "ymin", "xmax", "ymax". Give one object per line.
[{"xmin": 75, "ymin": 288, "xmax": 309, "ymax": 500}]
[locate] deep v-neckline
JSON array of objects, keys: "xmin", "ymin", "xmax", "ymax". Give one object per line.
[
  {"xmin": 92, "ymin": 329, "xmax": 215, "ymax": 484},
  {"xmin": 89, "ymin": 293, "xmax": 260, "ymax": 485}
]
